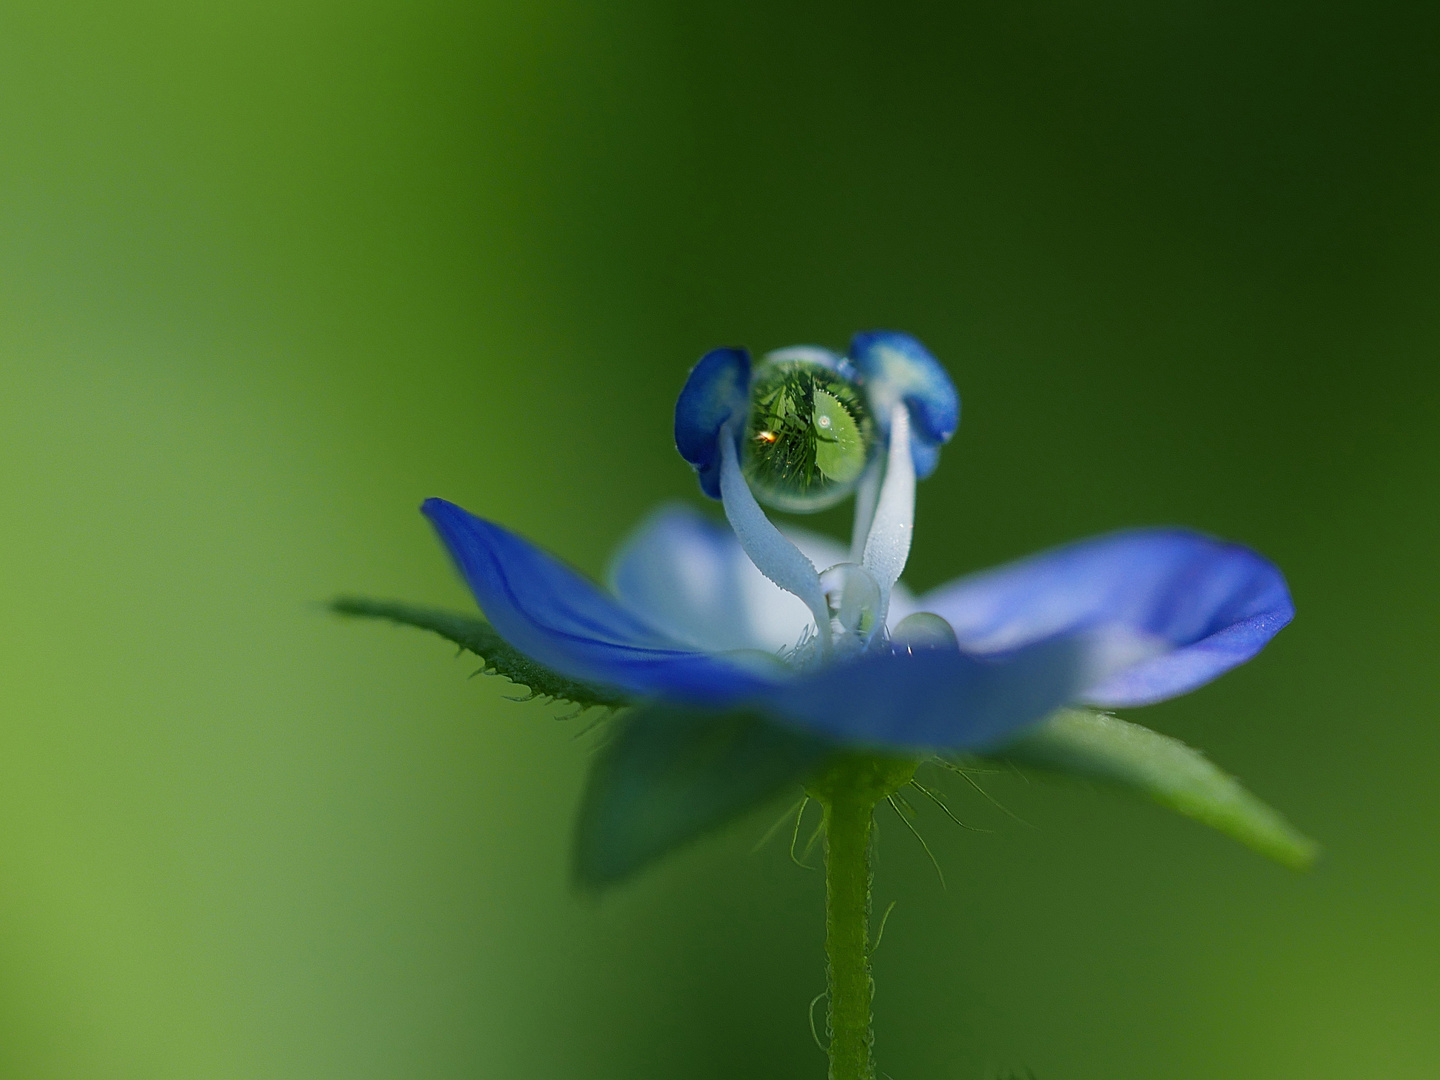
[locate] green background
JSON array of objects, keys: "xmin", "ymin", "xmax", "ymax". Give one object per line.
[{"xmin": 2, "ymin": 1, "xmax": 1437, "ymax": 1076}]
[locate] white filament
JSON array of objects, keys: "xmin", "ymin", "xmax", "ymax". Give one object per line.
[
  {"xmin": 848, "ymin": 456, "xmax": 883, "ymax": 563},
  {"xmin": 719, "ymin": 423, "xmax": 833, "ymax": 650},
  {"xmin": 860, "ymin": 405, "xmax": 916, "ymax": 632}
]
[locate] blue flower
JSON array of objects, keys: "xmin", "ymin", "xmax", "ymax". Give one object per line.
[
  {"xmin": 338, "ymin": 329, "xmax": 1311, "ymax": 1080},
  {"xmin": 422, "ymin": 330, "xmax": 1292, "ymax": 753},
  {"xmin": 334, "ymin": 329, "xmax": 1312, "ymax": 888}
]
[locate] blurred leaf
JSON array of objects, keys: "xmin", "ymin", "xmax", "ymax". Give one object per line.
[
  {"xmin": 331, "ymin": 597, "xmax": 631, "ymax": 710},
  {"xmin": 994, "ymin": 709, "xmax": 1318, "ymax": 870},
  {"xmin": 574, "ymin": 706, "xmax": 834, "ymax": 889}
]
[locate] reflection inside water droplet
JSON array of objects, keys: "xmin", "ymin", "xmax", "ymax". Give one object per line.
[{"xmin": 741, "ymin": 356, "xmax": 875, "ymax": 513}]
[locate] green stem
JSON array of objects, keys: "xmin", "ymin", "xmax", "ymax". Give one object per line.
[
  {"xmin": 811, "ymin": 755, "xmax": 918, "ymax": 1080},
  {"xmin": 824, "ymin": 777, "xmax": 876, "ymax": 1080}
]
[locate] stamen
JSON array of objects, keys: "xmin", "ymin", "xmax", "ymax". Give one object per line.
[
  {"xmin": 861, "ymin": 405, "xmax": 916, "ymax": 630},
  {"xmin": 848, "ymin": 457, "xmax": 883, "ymax": 563},
  {"xmin": 720, "ymin": 422, "xmax": 833, "ymax": 650}
]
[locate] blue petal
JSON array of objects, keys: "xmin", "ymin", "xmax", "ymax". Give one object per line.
[
  {"xmin": 674, "ymin": 347, "xmax": 751, "ymax": 500},
  {"xmin": 422, "ymin": 499, "xmax": 777, "ymax": 704},
  {"xmin": 850, "ymin": 330, "xmax": 959, "ymax": 479},
  {"xmin": 917, "ymin": 529, "xmax": 1294, "ymax": 708},
  {"xmin": 766, "ymin": 636, "xmax": 1088, "ymax": 751}
]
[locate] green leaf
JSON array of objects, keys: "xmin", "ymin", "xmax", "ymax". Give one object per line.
[
  {"xmin": 993, "ymin": 709, "xmax": 1318, "ymax": 870},
  {"xmin": 574, "ymin": 706, "xmax": 834, "ymax": 889},
  {"xmin": 331, "ymin": 596, "xmax": 631, "ymax": 710}
]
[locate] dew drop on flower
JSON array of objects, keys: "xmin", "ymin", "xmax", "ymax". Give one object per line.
[
  {"xmin": 741, "ymin": 356, "xmax": 875, "ymax": 512},
  {"xmin": 890, "ymin": 612, "xmax": 959, "ymax": 653},
  {"xmin": 819, "ymin": 562, "xmax": 882, "ymax": 644}
]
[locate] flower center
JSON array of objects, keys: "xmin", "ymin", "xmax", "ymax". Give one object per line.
[{"xmin": 720, "ymin": 400, "xmax": 917, "ymax": 664}]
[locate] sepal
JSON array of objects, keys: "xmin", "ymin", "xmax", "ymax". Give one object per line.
[
  {"xmin": 850, "ymin": 330, "xmax": 959, "ymax": 479},
  {"xmin": 331, "ymin": 597, "xmax": 632, "ymax": 710},
  {"xmin": 573, "ymin": 705, "xmax": 833, "ymax": 888},
  {"xmin": 674, "ymin": 347, "xmax": 751, "ymax": 500},
  {"xmin": 992, "ymin": 708, "xmax": 1317, "ymax": 870}
]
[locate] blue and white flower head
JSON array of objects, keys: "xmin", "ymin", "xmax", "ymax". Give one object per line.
[{"xmin": 416, "ymin": 329, "xmax": 1295, "ymax": 751}]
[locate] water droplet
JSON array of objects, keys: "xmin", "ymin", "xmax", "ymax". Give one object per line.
[
  {"xmin": 890, "ymin": 612, "xmax": 959, "ymax": 653},
  {"xmin": 742, "ymin": 356, "xmax": 875, "ymax": 512},
  {"xmin": 819, "ymin": 562, "xmax": 883, "ymax": 645}
]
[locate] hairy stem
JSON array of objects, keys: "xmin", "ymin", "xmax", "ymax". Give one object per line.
[{"xmin": 811, "ymin": 755, "xmax": 917, "ymax": 1080}]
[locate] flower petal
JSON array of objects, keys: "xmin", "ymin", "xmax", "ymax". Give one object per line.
[
  {"xmin": 422, "ymin": 499, "xmax": 777, "ymax": 704},
  {"xmin": 608, "ymin": 503, "xmax": 913, "ymax": 653},
  {"xmin": 766, "ymin": 635, "xmax": 1089, "ymax": 750},
  {"xmin": 674, "ymin": 347, "xmax": 750, "ymax": 500},
  {"xmin": 917, "ymin": 529, "xmax": 1294, "ymax": 707},
  {"xmin": 849, "ymin": 330, "xmax": 959, "ymax": 479}
]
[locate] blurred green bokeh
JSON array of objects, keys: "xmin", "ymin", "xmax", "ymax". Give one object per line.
[{"xmin": 2, "ymin": 2, "xmax": 1437, "ymax": 1077}]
